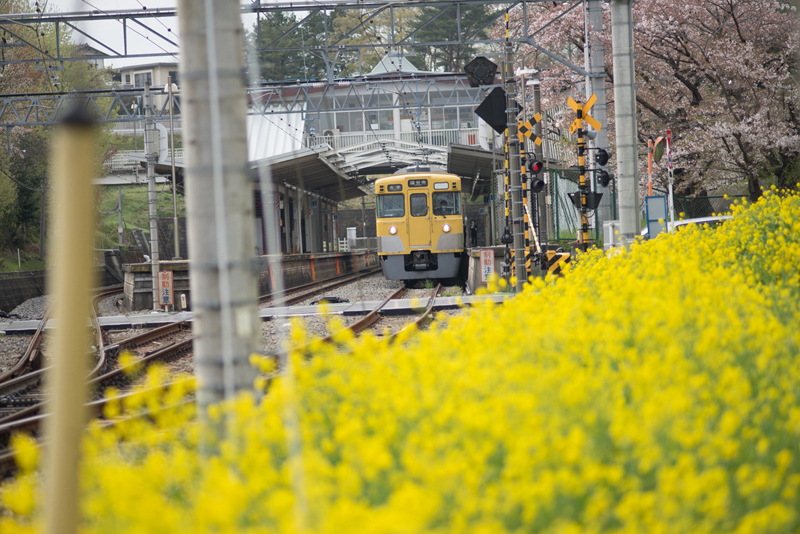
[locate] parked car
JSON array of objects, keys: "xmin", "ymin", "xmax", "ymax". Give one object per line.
[{"xmin": 641, "ymin": 215, "xmax": 732, "ymax": 239}]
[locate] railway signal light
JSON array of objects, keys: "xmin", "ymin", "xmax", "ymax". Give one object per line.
[
  {"xmin": 595, "ymin": 148, "xmax": 610, "ymax": 166},
  {"xmin": 464, "ymin": 56, "xmax": 498, "ymax": 88},
  {"xmin": 531, "ymin": 178, "xmax": 545, "ymax": 193},
  {"xmin": 501, "ymin": 225, "xmax": 513, "ymax": 244},
  {"xmin": 529, "ymin": 158, "xmax": 543, "ymax": 175},
  {"xmin": 598, "ymin": 170, "xmax": 612, "ymax": 187}
]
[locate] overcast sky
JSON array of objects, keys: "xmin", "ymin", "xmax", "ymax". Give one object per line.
[{"xmin": 48, "ymin": 0, "xmax": 259, "ymax": 68}]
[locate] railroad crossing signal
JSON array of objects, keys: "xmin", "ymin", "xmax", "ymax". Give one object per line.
[
  {"xmin": 518, "ymin": 112, "xmax": 543, "ymax": 146},
  {"xmin": 567, "ymin": 93, "xmax": 602, "ymax": 135},
  {"xmin": 566, "ymin": 93, "xmax": 606, "ymax": 252}
]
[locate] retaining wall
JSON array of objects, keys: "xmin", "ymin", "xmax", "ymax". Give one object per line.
[
  {"xmin": 0, "ymin": 271, "xmax": 47, "ymax": 314},
  {"xmin": 0, "ymin": 267, "xmax": 119, "ymax": 314}
]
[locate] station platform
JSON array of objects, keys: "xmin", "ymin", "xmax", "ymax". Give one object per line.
[{"xmin": 0, "ymin": 294, "xmax": 510, "ymax": 334}]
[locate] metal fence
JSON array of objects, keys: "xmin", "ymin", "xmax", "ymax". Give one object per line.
[
  {"xmin": 652, "ymin": 188, "xmax": 747, "ymax": 219},
  {"xmin": 108, "ymin": 149, "xmax": 185, "ymax": 173},
  {"xmin": 548, "ymin": 168, "xmax": 617, "ymax": 245},
  {"xmin": 308, "ymin": 128, "xmax": 480, "ymax": 151}
]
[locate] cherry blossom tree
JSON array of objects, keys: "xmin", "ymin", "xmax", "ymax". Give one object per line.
[{"xmin": 500, "ymin": 0, "xmax": 799, "ymax": 200}]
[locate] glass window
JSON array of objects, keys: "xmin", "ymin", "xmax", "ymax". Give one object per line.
[
  {"xmin": 134, "ymin": 71, "xmax": 152, "ymax": 87},
  {"xmin": 432, "ymin": 192, "xmax": 461, "ymax": 216},
  {"xmin": 377, "ymin": 194, "xmax": 405, "ymax": 218},
  {"xmin": 410, "ymin": 193, "xmax": 428, "ymax": 217}
]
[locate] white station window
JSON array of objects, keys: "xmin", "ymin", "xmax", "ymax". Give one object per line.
[{"xmin": 433, "ymin": 182, "xmax": 449, "ymax": 190}]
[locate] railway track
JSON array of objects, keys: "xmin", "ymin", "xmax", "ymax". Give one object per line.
[
  {"xmin": 0, "ymin": 273, "xmax": 441, "ymax": 477},
  {"xmin": 282, "ymin": 282, "xmax": 442, "ymax": 357},
  {"xmin": 259, "ymin": 267, "xmax": 382, "ymax": 307},
  {"xmin": 0, "ymin": 319, "xmax": 196, "ymax": 477}
]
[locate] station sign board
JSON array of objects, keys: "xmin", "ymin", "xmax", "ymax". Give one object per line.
[
  {"xmin": 158, "ymin": 270, "xmax": 174, "ymax": 306},
  {"xmin": 480, "ymin": 249, "xmax": 494, "ymax": 282}
]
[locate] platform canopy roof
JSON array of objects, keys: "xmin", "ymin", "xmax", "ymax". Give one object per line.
[
  {"xmin": 249, "ymin": 145, "xmax": 368, "ymax": 202},
  {"xmin": 447, "ymin": 144, "xmax": 503, "ymax": 200}
]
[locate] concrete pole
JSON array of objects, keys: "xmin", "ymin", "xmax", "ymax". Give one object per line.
[
  {"xmin": 39, "ymin": 172, "xmax": 46, "ymax": 259},
  {"xmin": 117, "ymin": 186, "xmax": 123, "ymax": 247},
  {"xmin": 361, "ymin": 194, "xmax": 367, "ymax": 238},
  {"xmin": 144, "ymin": 83, "xmax": 161, "ymax": 310},
  {"xmin": 505, "ymin": 42, "xmax": 525, "ymax": 293},
  {"xmin": 44, "ymin": 115, "xmax": 96, "ymax": 534},
  {"xmin": 610, "ymin": 0, "xmax": 640, "ymax": 240},
  {"xmin": 295, "ymin": 190, "xmax": 303, "ymax": 253},
  {"xmin": 168, "ymin": 76, "xmax": 180, "ymax": 259},
  {"xmin": 532, "ymin": 76, "xmax": 547, "ymax": 244},
  {"xmin": 587, "ymin": 0, "xmax": 611, "ymax": 225},
  {"xmin": 178, "ymin": 0, "xmax": 259, "ymax": 411},
  {"xmin": 586, "ymin": 0, "xmax": 609, "ymax": 156}
]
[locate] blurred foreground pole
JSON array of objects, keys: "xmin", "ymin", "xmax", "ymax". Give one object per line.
[
  {"xmin": 44, "ymin": 114, "xmax": 97, "ymax": 534},
  {"xmin": 178, "ymin": 0, "xmax": 259, "ymax": 413},
  {"xmin": 610, "ymin": 0, "xmax": 640, "ymax": 241}
]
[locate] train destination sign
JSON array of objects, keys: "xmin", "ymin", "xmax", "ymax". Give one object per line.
[{"xmin": 408, "ymin": 179, "xmax": 428, "ymax": 188}]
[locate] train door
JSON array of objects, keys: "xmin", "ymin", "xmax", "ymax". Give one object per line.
[{"xmin": 408, "ymin": 192, "xmax": 431, "ymax": 247}]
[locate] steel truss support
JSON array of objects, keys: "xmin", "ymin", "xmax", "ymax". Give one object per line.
[
  {"xmin": 2, "ymin": 0, "xmax": 582, "ymax": 69},
  {"xmin": 0, "ymin": 76, "xmax": 485, "ymax": 128}
]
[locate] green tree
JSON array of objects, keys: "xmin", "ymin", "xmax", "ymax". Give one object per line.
[
  {"xmin": 250, "ymin": 11, "xmax": 304, "ymax": 82},
  {"xmin": 0, "ymin": 1, "xmax": 114, "ymax": 251},
  {"xmin": 410, "ymin": 5, "xmax": 496, "ymax": 72}
]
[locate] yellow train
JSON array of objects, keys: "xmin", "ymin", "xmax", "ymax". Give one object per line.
[{"xmin": 375, "ymin": 169, "xmax": 464, "ymax": 280}]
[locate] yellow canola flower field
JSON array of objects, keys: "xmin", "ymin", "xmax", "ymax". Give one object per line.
[{"xmin": 3, "ymin": 190, "xmax": 800, "ymax": 533}]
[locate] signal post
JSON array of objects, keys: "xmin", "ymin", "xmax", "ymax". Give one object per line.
[
  {"xmin": 567, "ymin": 95, "xmax": 603, "ymax": 252},
  {"xmin": 503, "ymin": 15, "xmax": 525, "ymax": 293}
]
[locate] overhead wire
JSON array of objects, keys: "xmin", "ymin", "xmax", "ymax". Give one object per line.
[
  {"xmin": 132, "ymin": 0, "xmax": 179, "ymax": 41},
  {"xmin": 79, "ymin": 0, "xmax": 180, "ymax": 62}
]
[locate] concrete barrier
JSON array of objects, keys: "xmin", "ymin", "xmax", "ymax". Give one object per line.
[
  {"xmin": 123, "ymin": 250, "xmax": 379, "ymax": 312},
  {"xmin": 0, "ymin": 268, "xmax": 120, "ymax": 314},
  {"xmin": 465, "ymin": 247, "xmax": 506, "ymax": 292}
]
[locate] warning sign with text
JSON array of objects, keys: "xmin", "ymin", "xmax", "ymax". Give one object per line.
[
  {"xmin": 158, "ymin": 271, "xmax": 174, "ymax": 306},
  {"xmin": 480, "ymin": 249, "xmax": 494, "ymax": 282}
]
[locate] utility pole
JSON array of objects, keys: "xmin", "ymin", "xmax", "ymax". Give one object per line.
[
  {"xmin": 167, "ymin": 76, "xmax": 180, "ymax": 259},
  {"xmin": 610, "ymin": 0, "xmax": 639, "ymax": 241},
  {"xmin": 586, "ymin": 0, "xmax": 609, "ymax": 160},
  {"xmin": 39, "ymin": 172, "xmax": 46, "ymax": 259},
  {"xmin": 144, "ymin": 82, "xmax": 160, "ymax": 310},
  {"xmin": 178, "ymin": 0, "xmax": 259, "ymax": 412},
  {"xmin": 117, "ymin": 186, "xmax": 124, "ymax": 247},
  {"xmin": 504, "ymin": 27, "xmax": 525, "ymax": 293},
  {"xmin": 586, "ymin": 0, "xmax": 610, "ymax": 224},
  {"xmin": 531, "ymin": 74, "xmax": 547, "ymax": 244}
]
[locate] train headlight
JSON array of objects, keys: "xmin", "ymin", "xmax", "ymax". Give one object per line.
[
  {"xmin": 442, "ymin": 224, "xmax": 451, "ymax": 233},
  {"xmin": 389, "ymin": 225, "xmax": 398, "ymax": 235}
]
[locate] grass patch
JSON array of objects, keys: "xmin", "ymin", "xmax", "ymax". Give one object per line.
[{"xmin": 95, "ymin": 184, "xmax": 186, "ymax": 250}]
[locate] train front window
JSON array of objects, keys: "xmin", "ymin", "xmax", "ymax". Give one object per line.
[
  {"xmin": 432, "ymin": 192, "xmax": 461, "ymax": 216},
  {"xmin": 377, "ymin": 194, "xmax": 405, "ymax": 218},
  {"xmin": 410, "ymin": 193, "xmax": 428, "ymax": 217}
]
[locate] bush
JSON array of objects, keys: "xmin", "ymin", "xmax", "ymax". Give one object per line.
[{"xmin": 3, "ymin": 189, "xmax": 800, "ymax": 533}]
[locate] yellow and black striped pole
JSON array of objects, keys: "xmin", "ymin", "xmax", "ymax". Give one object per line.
[
  {"xmin": 519, "ymin": 120, "xmax": 533, "ymax": 281},
  {"xmin": 577, "ymin": 109, "xmax": 590, "ymax": 252},
  {"xmin": 504, "ymin": 126, "xmax": 513, "ymax": 279}
]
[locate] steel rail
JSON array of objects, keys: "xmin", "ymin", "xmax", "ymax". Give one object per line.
[
  {"xmin": 259, "ymin": 267, "xmax": 382, "ymax": 307},
  {"xmin": 388, "ymin": 283, "xmax": 441, "ymax": 343},
  {"xmin": 0, "ymin": 286, "xmax": 123, "ymax": 386}
]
